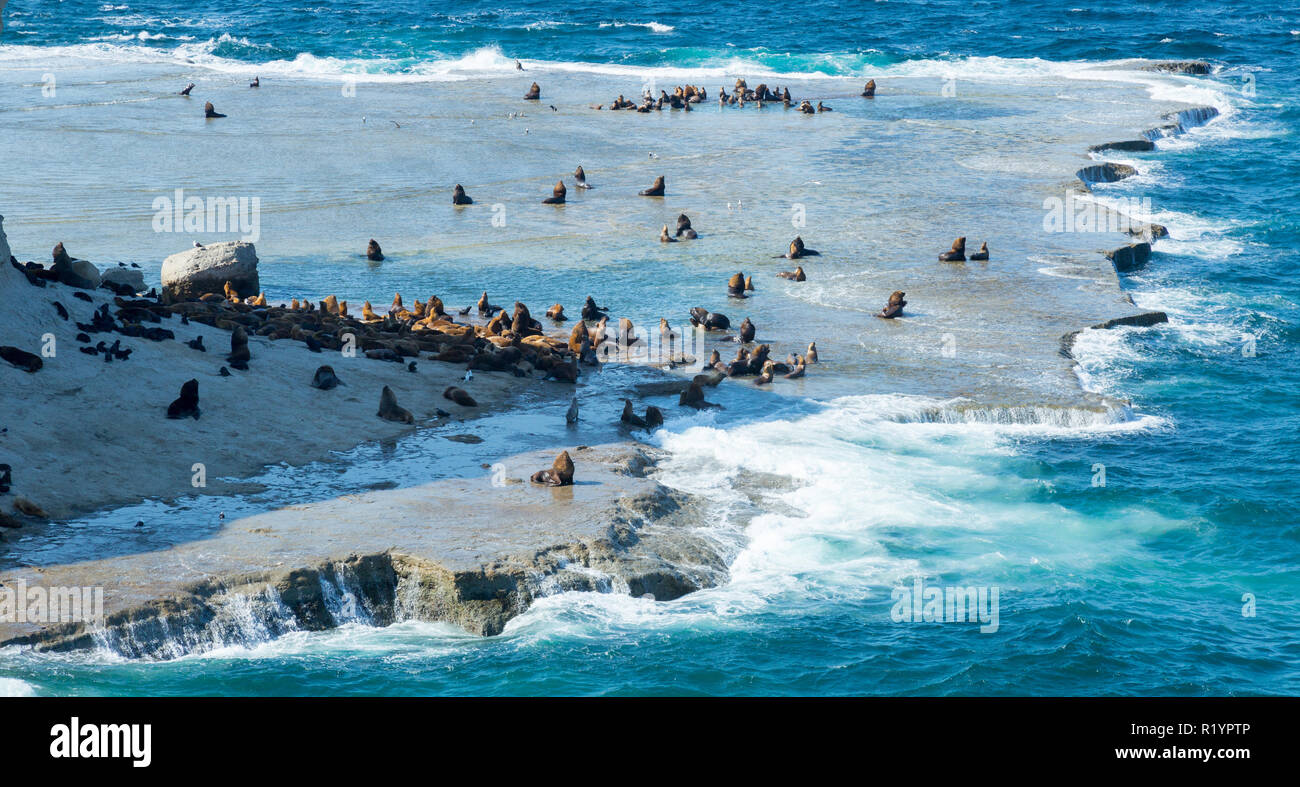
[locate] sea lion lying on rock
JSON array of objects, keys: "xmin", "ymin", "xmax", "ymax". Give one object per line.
[
  {"xmin": 778, "ymin": 266, "xmax": 806, "ymax": 281},
  {"xmin": 638, "ymin": 175, "xmax": 665, "ymax": 196},
  {"xmin": 377, "ymin": 385, "xmax": 414, "ymax": 424},
  {"xmin": 530, "ymin": 450, "xmax": 574, "ymax": 486},
  {"xmin": 311, "ymin": 365, "xmax": 344, "ymax": 390},
  {"xmin": 452, "ymin": 184, "xmax": 473, "ymax": 205},
  {"xmin": 0, "ymin": 346, "xmax": 42, "ymax": 373},
  {"xmin": 939, "ymin": 237, "xmax": 966, "ymax": 262},
  {"xmin": 689, "ymin": 307, "xmax": 730, "ymax": 330},
  {"xmin": 879, "ymin": 291, "xmax": 907, "ymax": 319},
  {"xmin": 443, "ymin": 385, "xmax": 478, "ymax": 407},
  {"xmin": 542, "ymin": 180, "xmax": 567, "ymax": 204},
  {"xmin": 166, "ymin": 379, "xmax": 201, "ymax": 420}
]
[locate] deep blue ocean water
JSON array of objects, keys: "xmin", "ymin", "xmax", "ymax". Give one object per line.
[{"xmin": 1, "ymin": 0, "xmax": 1298, "ymax": 695}]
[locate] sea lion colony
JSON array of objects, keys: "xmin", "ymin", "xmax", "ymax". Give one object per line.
[{"xmin": 2, "ymin": 72, "xmax": 993, "ymax": 492}]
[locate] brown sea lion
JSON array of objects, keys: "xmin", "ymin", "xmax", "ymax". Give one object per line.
[
  {"xmin": 390, "ymin": 293, "xmax": 404, "ymax": 313},
  {"xmin": 530, "ymin": 450, "xmax": 574, "ymax": 486},
  {"xmin": 311, "ymin": 365, "xmax": 344, "ymax": 390},
  {"xmin": 223, "ymin": 281, "xmax": 241, "ymax": 303},
  {"xmin": 744, "ymin": 275, "xmax": 755, "ymax": 292},
  {"xmin": 581, "ymin": 295, "xmax": 607, "ymax": 321},
  {"xmin": 452, "ymin": 184, "xmax": 473, "ymax": 205},
  {"xmin": 377, "ymin": 385, "xmax": 414, "ymax": 424},
  {"xmin": 862, "ymin": 79, "xmax": 876, "ymax": 98},
  {"xmin": 939, "ymin": 237, "xmax": 966, "ymax": 262},
  {"xmin": 226, "ymin": 325, "xmax": 250, "ymax": 369},
  {"xmin": 660, "ymin": 224, "xmax": 676, "ymax": 243},
  {"xmin": 784, "ymin": 236, "xmax": 820, "ymax": 259},
  {"xmin": 969, "ymin": 241, "xmax": 990, "ymax": 261},
  {"xmin": 689, "ymin": 307, "xmax": 730, "ymax": 330},
  {"xmin": 807, "ymin": 342, "xmax": 819, "ymax": 363},
  {"xmin": 678, "ymin": 380, "xmax": 714, "ymax": 409},
  {"xmin": 617, "ymin": 317, "xmax": 637, "ymax": 346},
  {"xmin": 524, "ymin": 81, "xmax": 541, "ymax": 100},
  {"xmin": 778, "ymin": 266, "xmax": 806, "ymax": 281},
  {"xmin": 739, "ymin": 317, "xmax": 756, "ymax": 343},
  {"xmin": 204, "ymin": 101, "xmax": 226, "ymax": 118},
  {"xmin": 879, "ymin": 291, "xmax": 907, "ymax": 319},
  {"xmin": 546, "ymin": 304, "xmax": 567, "ymax": 321},
  {"xmin": 638, "ymin": 175, "xmax": 665, "ymax": 196},
  {"xmin": 166, "ymin": 379, "xmax": 201, "ymax": 419},
  {"xmin": 443, "ymin": 385, "xmax": 478, "ymax": 407},
  {"xmin": 817, "ymin": 101, "xmax": 832, "ymax": 112},
  {"xmin": 323, "ymin": 294, "xmax": 340, "ymax": 315},
  {"xmin": 543, "ymin": 180, "xmax": 567, "ymax": 204},
  {"xmin": 621, "ymin": 399, "xmax": 648, "ymax": 428},
  {"xmin": 754, "ymin": 361, "xmax": 776, "ymax": 385},
  {"xmin": 727, "ymin": 272, "xmax": 747, "ymax": 297},
  {"xmin": 574, "ymin": 166, "xmax": 592, "ymax": 189},
  {"xmin": 367, "ymin": 239, "xmax": 385, "ymax": 261},
  {"xmin": 362, "ymin": 301, "xmax": 380, "ymax": 322}
]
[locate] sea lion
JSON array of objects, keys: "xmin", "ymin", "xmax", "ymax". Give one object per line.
[
  {"xmin": 581, "ymin": 295, "xmax": 607, "ymax": 321},
  {"xmin": 675, "ymin": 213, "xmax": 697, "ymax": 239},
  {"xmin": 362, "ymin": 301, "xmax": 381, "ymax": 322},
  {"xmin": 785, "ymin": 357, "xmax": 806, "ymax": 379},
  {"xmin": 52, "ymin": 301, "xmax": 68, "ymax": 320},
  {"xmin": 524, "ymin": 82, "xmax": 541, "ymax": 100},
  {"xmin": 546, "ymin": 304, "xmax": 567, "ymax": 321},
  {"xmin": 542, "ymin": 180, "xmax": 567, "ymax": 204},
  {"xmin": 755, "ymin": 361, "xmax": 776, "ymax": 385},
  {"xmin": 798, "ymin": 100, "xmax": 815, "ymax": 114},
  {"xmin": 13, "ymin": 498, "xmax": 50, "ymax": 519},
  {"xmin": 620, "ymin": 399, "xmax": 648, "ymax": 428},
  {"xmin": 223, "ymin": 280, "xmax": 242, "ymax": 303},
  {"xmin": 645, "ymin": 406, "xmax": 664, "ymax": 428},
  {"xmin": 565, "ymin": 396, "xmax": 579, "ymax": 425},
  {"xmin": 617, "ymin": 317, "xmax": 638, "ymax": 347},
  {"xmin": 185, "ymin": 336, "xmax": 205, "ymax": 352},
  {"xmin": 476, "ymin": 291, "xmax": 502, "ymax": 315},
  {"xmin": 862, "ymin": 79, "xmax": 876, "ymax": 98},
  {"xmin": 778, "ymin": 266, "xmax": 806, "ymax": 281},
  {"xmin": 204, "ymin": 101, "xmax": 226, "ymax": 118},
  {"xmin": 879, "ymin": 291, "xmax": 907, "ymax": 319},
  {"xmin": 707, "ymin": 349, "xmax": 721, "ymax": 367},
  {"xmin": 727, "ymin": 272, "xmax": 747, "ymax": 297},
  {"xmin": 0, "ymin": 346, "xmax": 42, "ymax": 373},
  {"xmin": 784, "ymin": 236, "xmax": 820, "ymax": 259},
  {"xmin": 638, "ymin": 175, "xmax": 665, "ymax": 197},
  {"xmin": 818, "ymin": 101, "xmax": 832, "ymax": 112},
  {"xmin": 219, "ymin": 366, "xmax": 231, "ymax": 376},
  {"xmin": 166, "ymin": 379, "xmax": 201, "ymax": 420},
  {"xmin": 250, "ymin": 76, "xmax": 260, "ymax": 88},
  {"xmin": 311, "ymin": 365, "xmax": 344, "ymax": 390},
  {"xmin": 939, "ymin": 237, "xmax": 966, "ymax": 262},
  {"xmin": 573, "ymin": 166, "xmax": 592, "ymax": 189},
  {"xmin": 678, "ymin": 380, "xmax": 716, "ymax": 409},
  {"xmin": 443, "ymin": 386, "xmax": 477, "ymax": 407},
  {"xmin": 452, "ymin": 184, "xmax": 473, "ymax": 205},
  {"xmin": 807, "ymin": 342, "xmax": 819, "ymax": 363},
  {"xmin": 226, "ymin": 325, "xmax": 250, "ymax": 369},
  {"xmin": 377, "ymin": 385, "xmax": 414, "ymax": 424},
  {"xmin": 660, "ymin": 224, "xmax": 676, "ymax": 243},
  {"xmin": 969, "ymin": 241, "xmax": 990, "ymax": 261},
  {"xmin": 739, "ymin": 317, "xmax": 756, "ymax": 343},
  {"xmin": 744, "ymin": 275, "xmax": 755, "ymax": 292},
  {"xmin": 367, "ymin": 239, "xmax": 385, "ymax": 261},
  {"xmin": 688, "ymin": 307, "xmax": 730, "ymax": 330},
  {"xmin": 181, "ymin": 83, "xmax": 195, "ymax": 96},
  {"xmin": 530, "ymin": 450, "xmax": 574, "ymax": 486},
  {"xmin": 323, "ymin": 294, "xmax": 340, "ymax": 315}
]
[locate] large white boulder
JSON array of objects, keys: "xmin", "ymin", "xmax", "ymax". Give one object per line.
[
  {"xmin": 160, "ymin": 241, "xmax": 259, "ymax": 302},
  {"xmin": 101, "ymin": 266, "xmax": 146, "ymax": 293}
]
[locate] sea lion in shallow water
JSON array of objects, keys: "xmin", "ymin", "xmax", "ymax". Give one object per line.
[
  {"xmin": 784, "ymin": 236, "xmax": 820, "ymax": 259},
  {"xmin": 939, "ymin": 237, "xmax": 966, "ymax": 262},
  {"xmin": 311, "ymin": 365, "xmax": 344, "ymax": 390},
  {"xmin": 581, "ymin": 295, "xmax": 607, "ymax": 321},
  {"xmin": 546, "ymin": 303, "xmax": 567, "ymax": 321},
  {"xmin": 689, "ymin": 307, "xmax": 730, "ymax": 330},
  {"xmin": 659, "ymin": 224, "xmax": 676, "ymax": 243},
  {"xmin": 524, "ymin": 82, "xmax": 541, "ymax": 100},
  {"xmin": 778, "ymin": 266, "xmax": 806, "ymax": 281},
  {"xmin": 181, "ymin": 83, "xmax": 195, "ymax": 96},
  {"xmin": 166, "ymin": 379, "xmax": 201, "ymax": 420},
  {"xmin": 675, "ymin": 214, "xmax": 697, "ymax": 239},
  {"xmin": 638, "ymin": 175, "xmax": 665, "ymax": 196},
  {"xmin": 679, "ymin": 380, "xmax": 716, "ymax": 409},
  {"xmin": 574, "ymin": 166, "xmax": 592, "ymax": 189},
  {"xmin": 204, "ymin": 101, "xmax": 226, "ymax": 118},
  {"xmin": 377, "ymin": 385, "xmax": 414, "ymax": 424},
  {"xmin": 969, "ymin": 241, "xmax": 990, "ymax": 261},
  {"xmin": 744, "ymin": 275, "xmax": 754, "ymax": 292},
  {"xmin": 452, "ymin": 184, "xmax": 473, "ymax": 205},
  {"xmin": 530, "ymin": 450, "xmax": 574, "ymax": 486},
  {"xmin": 226, "ymin": 325, "xmax": 250, "ymax": 369},
  {"xmin": 727, "ymin": 272, "xmax": 747, "ymax": 297},
  {"xmin": 807, "ymin": 342, "xmax": 819, "ymax": 363},
  {"xmin": 367, "ymin": 239, "xmax": 385, "ymax": 261},
  {"xmin": 620, "ymin": 399, "xmax": 648, "ymax": 428},
  {"xmin": 443, "ymin": 385, "xmax": 478, "ymax": 407},
  {"xmin": 862, "ymin": 79, "xmax": 876, "ymax": 98},
  {"xmin": 738, "ymin": 317, "xmax": 756, "ymax": 343},
  {"xmin": 542, "ymin": 180, "xmax": 567, "ymax": 204},
  {"xmin": 879, "ymin": 291, "xmax": 907, "ymax": 319}
]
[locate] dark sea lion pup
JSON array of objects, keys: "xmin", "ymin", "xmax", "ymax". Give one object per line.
[
  {"xmin": 166, "ymin": 379, "xmax": 201, "ymax": 420},
  {"xmin": 879, "ymin": 291, "xmax": 907, "ymax": 319},
  {"xmin": 377, "ymin": 385, "xmax": 414, "ymax": 424},
  {"xmin": 452, "ymin": 184, "xmax": 473, "ymax": 205},
  {"xmin": 969, "ymin": 241, "xmax": 990, "ymax": 261},
  {"xmin": 639, "ymin": 175, "xmax": 665, "ymax": 196},
  {"xmin": 676, "ymin": 213, "xmax": 697, "ymax": 239},
  {"xmin": 862, "ymin": 79, "xmax": 876, "ymax": 98},
  {"xmin": 181, "ymin": 83, "xmax": 195, "ymax": 96},
  {"xmin": 311, "ymin": 365, "xmax": 344, "ymax": 390},
  {"xmin": 204, "ymin": 101, "xmax": 226, "ymax": 118},
  {"xmin": 543, "ymin": 180, "xmax": 567, "ymax": 204},
  {"xmin": 524, "ymin": 81, "xmax": 541, "ymax": 100},
  {"xmin": 573, "ymin": 166, "xmax": 593, "ymax": 189},
  {"xmin": 367, "ymin": 238, "xmax": 384, "ymax": 261},
  {"xmin": 939, "ymin": 237, "xmax": 966, "ymax": 262},
  {"xmin": 530, "ymin": 450, "xmax": 575, "ymax": 486}
]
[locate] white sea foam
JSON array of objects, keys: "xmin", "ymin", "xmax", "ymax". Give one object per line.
[{"xmin": 0, "ymin": 677, "xmax": 38, "ymax": 697}]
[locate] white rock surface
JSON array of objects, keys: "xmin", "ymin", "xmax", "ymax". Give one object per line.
[{"xmin": 160, "ymin": 241, "xmax": 259, "ymax": 301}]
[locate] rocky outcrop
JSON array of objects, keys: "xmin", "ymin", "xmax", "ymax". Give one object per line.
[
  {"xmin": 1076, "ymin": 162, "xmax": 1138, "ymax": 184},
  {"xmin": 1104, "ymin": 241, "xmax": 1152, "ymax": 272},
  {"xmin": 1141, "ymin": 61, "xmax": 1211, "ymax": 75},
  {"xmin": 160, "ymin": 241, "xmax": 259, "ymax": 302},
  {"xmin": 1059, "ymin": 311, "xmax": 1169, "ymax": 358},
  {"xmin": 1087, "ymin": 139, "xmax": 1155, "ymax": 152}
]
